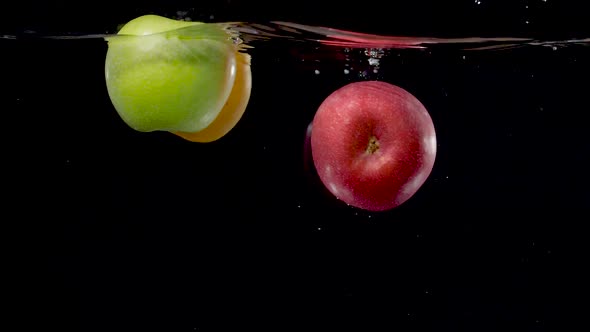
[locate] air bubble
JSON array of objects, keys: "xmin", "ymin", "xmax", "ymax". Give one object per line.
[{"xmin": 364, "ymin": 48, "xmax": 384, "ymax": 58}]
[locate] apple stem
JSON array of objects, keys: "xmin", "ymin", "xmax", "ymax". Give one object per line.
[{"xmin": 366, "ymin": 136, "xmax": 380, "ymax": 154}]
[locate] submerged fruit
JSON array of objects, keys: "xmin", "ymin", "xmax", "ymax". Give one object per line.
[
  {"xmin": 105, "ymin": 15, "xmax": 251, "ymax": 140},
  {"xmin": 310, "ymin": 81, "xmax": 437, "ymax": 212}
]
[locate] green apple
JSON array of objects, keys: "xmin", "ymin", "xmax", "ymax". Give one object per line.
[{"xmin": 105, "ymin": 15, "xmax": 238, "ymax": 133}]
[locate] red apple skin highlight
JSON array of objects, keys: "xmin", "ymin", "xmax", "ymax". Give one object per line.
[{"xmin": 310, "ymin": 81, "xmax": 437, "ymax": 212}]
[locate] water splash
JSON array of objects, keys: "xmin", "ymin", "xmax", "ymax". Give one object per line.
[
  {"xmin": 2, "ymin": 21, "xmax": 589, "ymax": 51},
  {"xmin": 235, "ymin": 21, "xmax": 590, "ymax": 51}
]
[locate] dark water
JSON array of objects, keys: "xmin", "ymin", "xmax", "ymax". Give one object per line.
[{"xmin": 4, "ymin": 1, "xmax": 590, "ymax": 331}]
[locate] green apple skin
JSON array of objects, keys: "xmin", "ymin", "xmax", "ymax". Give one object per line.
[{"xmin": 105, "ymin": 15, "xmax": 237, "ymax": 133}]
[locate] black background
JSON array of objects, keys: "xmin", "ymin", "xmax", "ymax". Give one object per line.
[
  {"xmin": 1, "ymin": 0, "xmax": 590, "ymax": 38},
  {"xmin": 3, "ymin": 1, "xmax": 590, "ymax": 331}
]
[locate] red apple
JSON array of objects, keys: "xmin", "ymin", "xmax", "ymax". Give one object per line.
[{"xmin": 310, "ymin": 81, "xmax": 437, "ymax": 211}]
